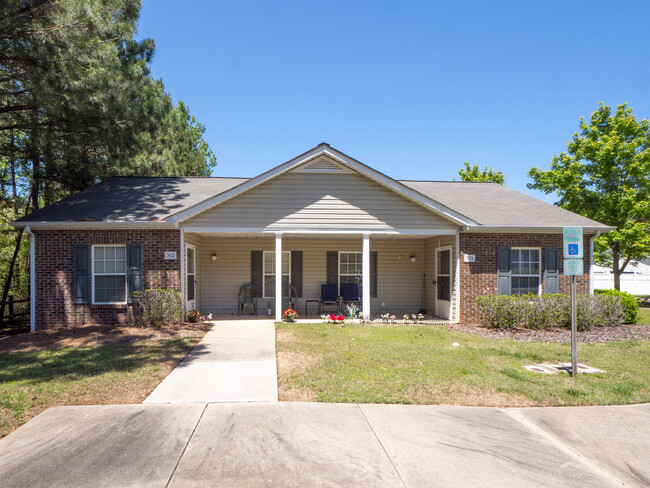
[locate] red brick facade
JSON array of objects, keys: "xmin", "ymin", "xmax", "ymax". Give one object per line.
[
  {"xmin": 458, "ymin": 233, "xmax": 591, "ymax": 324},
  {"xmin": 34, "ymin": 229, "xmax": 181, "ymax": 329}
]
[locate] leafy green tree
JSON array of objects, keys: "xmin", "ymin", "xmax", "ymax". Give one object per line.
[
  {"xmin": 528, "ymin": 103, "xmax": 650, "ymax": 290},
  {"xmin": 458, "ymin": 162, "xmax": 505, "ymax": 184}
]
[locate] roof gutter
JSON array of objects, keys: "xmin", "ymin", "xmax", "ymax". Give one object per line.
[
  {"xmin": 462, "ymin": 225, "xmax": 616, "ymax": 234},
  {"xmin": 9, "ymin": 221, "xmax": 177, "ymax": 230}
]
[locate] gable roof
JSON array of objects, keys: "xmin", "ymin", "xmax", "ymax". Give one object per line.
[{"xmin": 12, "ymin": 143, "xmax": 614, "ymax": 232}]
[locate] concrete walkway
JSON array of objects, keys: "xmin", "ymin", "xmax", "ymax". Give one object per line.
[
  {"xmin": 144, "ymin": 320, "xmax": 278, "ymax": 403},
  {"xmin": 0, "ymin": 403, "xmax": 647, "ymax": 487}
]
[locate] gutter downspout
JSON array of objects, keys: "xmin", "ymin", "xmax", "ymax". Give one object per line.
[
  {"xmin": 454, "ymin": 230, "xmax": 461, "ymax": 323},
  {"xmin": 25, "ymin": 226, "xmax": 35, "ymax": 332},
  {"xmin": 589, "ymin": 231, "xmax": 601, "ymax": 295}
]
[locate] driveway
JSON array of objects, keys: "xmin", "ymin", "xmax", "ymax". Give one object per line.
[
  {"xmin": 0, "ymin": 402, "xmax": 647, "ymax": 487},
  {"xmin": 144, "ymin": 320, "xmax": 278, "ymax": 403}
]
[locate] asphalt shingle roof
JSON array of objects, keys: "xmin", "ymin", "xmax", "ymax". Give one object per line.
[
  {"xmin": 398, "ymin": 181, "xmax": 608, "ymax": 228},
  {"xmin": 15, "ymin": 175, "xmax": 611, "ymax": 230},
  {"xmin": 16, "ymin": 177, "xmax": 248, "ymax": 223}
]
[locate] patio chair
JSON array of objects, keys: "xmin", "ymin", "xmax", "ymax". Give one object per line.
[
  {"xmin": 340, "ymin": 283, "xmax": 361, "ymax": 311},
  {"xmin": 237, "ymin": 283, "xmax": 259, "ymax": 316},
  {"xmin": 319, "ymin": 283, "xmax": 340, "ymax": 314},
  {"xmin": 283, "ymin": 284, "xmax": 298, "ymax": 312}
]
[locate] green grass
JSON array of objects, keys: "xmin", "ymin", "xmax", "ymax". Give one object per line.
[
  {"xmin": 638, "ymin": 308, "xmax": 650, "ymax": 325},
  {"xmin": 276, "ymin": 323, "xmax": 650, "ymax": 406},
  {"xmin": 0, "ymin": 338, "xmax": 198, "ymax": 438}
]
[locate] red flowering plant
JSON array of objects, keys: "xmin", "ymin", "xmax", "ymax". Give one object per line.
[
  {"xmin": 282, "ymin": 308, "xmax": 298, "ymax": 322},
  {"xmin": 328, "ymin": 313, "xmax": 345, "ymax": 324}
]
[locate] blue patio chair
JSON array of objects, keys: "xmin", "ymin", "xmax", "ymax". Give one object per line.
[
  {"xmin": 340, "ymin": 283, "xmax": 361, "ymax": 311},
  {"xmin": 319, "ymin": 283, "xmax": 340, "ymax": 314}
]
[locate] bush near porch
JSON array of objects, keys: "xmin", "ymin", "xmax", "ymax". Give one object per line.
[{"xmin": 276, "ymin": 322, "xmax": 649, "ymax": 406}]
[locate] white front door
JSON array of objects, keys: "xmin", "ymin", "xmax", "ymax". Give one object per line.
[
  {"xmin": 435, "ymin": 248, "xmax": 452, "ymax": 319},
  {"xmin": 185, "ymin": 244, "xmax": 196, "ymax": 311}
]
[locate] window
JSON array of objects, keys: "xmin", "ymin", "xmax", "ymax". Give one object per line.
[
  {"xmin": 510, "ymin": 248, "xmax": 540, "ymax": 295},
  {"xmin": 93, "ymin": 245, "xmax": 127, "ymax": 303},
  {"xmin": 263, "ymin": 251, "xmax": 290, "ymax": 297},
  {"xmin": 339, "ymin": 252, "xmax": 362, "ymax": 292}
]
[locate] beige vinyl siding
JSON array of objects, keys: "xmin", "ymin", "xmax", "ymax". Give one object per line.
[
  {"xmin": 183, "ymin": 169, "xmax": 458, "ymax": 233},
  {"xmin": 195, "ymin": 236, "xmax": 443, "ymax": 317},
  {"xmin": 424, "ymin": 236, "xmax": 456, "ymax": 318},
  {"xmin": 184, "ymin": 233, "xmax": 202, "ymax": 310}
]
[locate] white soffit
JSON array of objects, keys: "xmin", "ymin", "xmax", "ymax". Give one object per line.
[{"xmin": 291, "ymin": 158, "xmax": 352, "ymax": 174}]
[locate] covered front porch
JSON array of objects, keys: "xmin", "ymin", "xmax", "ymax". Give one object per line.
[{"xmin": 180, "ymin": 232, "xmax": 460, "ymax": 322}]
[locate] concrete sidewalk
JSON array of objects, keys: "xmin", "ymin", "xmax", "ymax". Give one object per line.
[
  {"xmin": 144, "ymin": 320, "xmax": 278, "ymax": 403},
  {"xmin": 1, "ymin": 402, "xmax": 647, "ymax": 487}
]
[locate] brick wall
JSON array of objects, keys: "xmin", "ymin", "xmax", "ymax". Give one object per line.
[
  {"xmin": 458, "ymin": 233, "xmax": 591, "ymax": 324},
  {"xmin": 34, "ymin": 229, "xmax": 181, "ymax": 329}
]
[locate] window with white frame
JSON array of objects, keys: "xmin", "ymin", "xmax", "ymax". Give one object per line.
[
  {"xmin": 510, "ymin": 248, "xmax": 540, "ymax": 295},
  {"xmin": 263, "ymin": 251, "xmax": 290, "ymax": 297},
  {"xmin": 93, "ymin": 245, "xmax": 127, "ymax": 303},
  {"xmin": 339, "ymin": 252, "xmax": 362, "ymax": 291}
]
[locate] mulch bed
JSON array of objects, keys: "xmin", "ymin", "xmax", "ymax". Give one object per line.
[
  {"xmin": 0, "ymin": 321, "xmax": 214, "ymax": 353},
  {"xmin": 444, "ymin": 322, "xmax": 650, "ymax": 343}
]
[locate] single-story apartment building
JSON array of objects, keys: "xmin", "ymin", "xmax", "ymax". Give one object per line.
[{"xmin": 12, "ymin": 143, "xmax": 614, "ymax": 330}]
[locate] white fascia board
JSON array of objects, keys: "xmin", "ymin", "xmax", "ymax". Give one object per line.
[
  {"xmin": 10, "ymin": 221, "xmax": 177, "ymax": 230},
  {"xmin": 463, "ymin": 225, "xmax": 617, "ymax": 234},
  {"xmin": 169, "ymin": 144, "xmax": 475, "ymax": 227},
  {"xmin": 180, "ymin": 226, "xmax": 459, "ymax": 236}
]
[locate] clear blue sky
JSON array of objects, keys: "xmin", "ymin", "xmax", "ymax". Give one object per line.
[{"xmin": 138, "ymin": 0, "xmax": 650, "ymax": 202}]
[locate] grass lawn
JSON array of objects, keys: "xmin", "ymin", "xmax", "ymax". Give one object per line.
[
  {"xmin": 276, "ymin": 323, "xmax": 650, "ymax": 407},
  {"xmin": 0, "ymin": 324, "xmax": 208, "ymax": 438},
  {"xmin": 639, "ymin": 308, "xmax": 650, "ymax": 325}
]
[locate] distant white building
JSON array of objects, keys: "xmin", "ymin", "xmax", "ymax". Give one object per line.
[{"xmin": 593, "ymin": 259, "xmax": 650, "ymax": 295}]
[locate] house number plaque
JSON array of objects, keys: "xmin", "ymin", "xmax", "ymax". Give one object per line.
[{"xmin": 164, "ymin": 251, "xmax": 177, "ymax": 260}]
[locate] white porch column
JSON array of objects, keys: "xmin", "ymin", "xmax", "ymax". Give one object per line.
[
  {"xmin": 362, "ymin": 233, "xmax": 371, "ymax": 319},
  {"xmin": 275, "ymin": 233, "xmax": 282, "ymax": 321}
]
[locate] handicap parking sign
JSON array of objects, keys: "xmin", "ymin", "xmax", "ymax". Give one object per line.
[{"xmin": 563, "ymin": 227, "xmax": 583, "ymax": 259}]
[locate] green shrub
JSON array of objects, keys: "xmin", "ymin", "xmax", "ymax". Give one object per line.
[
  {"xmin": 595, "ymin": 289, "xmax": 639, "ymax": 324},
  {"xmin": 132, "ymin": 288, "xmax": 184, "ymax": 327},
  {"xmin": 475, "ymin": 293, "xmax": 626, "ymax": 330}
]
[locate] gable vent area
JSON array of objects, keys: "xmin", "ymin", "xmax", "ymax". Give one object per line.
[{"xmin": 293, "ymin": 159, "xmax": 352, "ymax": 174}]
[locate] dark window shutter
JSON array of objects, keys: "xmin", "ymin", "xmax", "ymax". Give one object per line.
[
  {"xmin": 291, "ymin": 251, "xmax": 303, "ymax": 297},
  {"xmin": 74, "ymin": 244, "xmax": 89, "ymax": 304},
  {"xmin": 326, "ymin": 251, "xmax": 338, "ymax": 287},
  {"xmin": 127, "ymin": 244, "xmax": 142, "ymax": 303},
  {"xmin": 544, "ymin": 247, "xmax": 559, "ymax": 294},
  {"xmin": 370, "ymin": 251, "xmax": 378, "ymax": 297},
  {"xmin": 251, "ymin": 251, "xmax": 263, "ymax": 292},
  {"xmin": 497, "ymin": 246, "xmax": 511, "ymax": 296}
]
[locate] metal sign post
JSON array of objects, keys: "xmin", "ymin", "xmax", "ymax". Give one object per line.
[
  {"xmin": 570, "ymin": 275, "xmax": 577, "ymax": 377},
  {"xmin": 563, "ymin": 227, "xmax": 583, "ymax": 378}
]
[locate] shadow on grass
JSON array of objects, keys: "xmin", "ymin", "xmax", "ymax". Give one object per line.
[{"xmin": 0, "ymin": 339, "xmax": 195, "ymax": 385}]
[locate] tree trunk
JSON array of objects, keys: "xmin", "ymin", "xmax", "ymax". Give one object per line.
[
  {"xmin": 612, "ymin": 244, "xmax": 621, "ymax": 291},
  {"xmin": 0, "ymin": 228, "xmax": 25, "ymax": 320}
]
